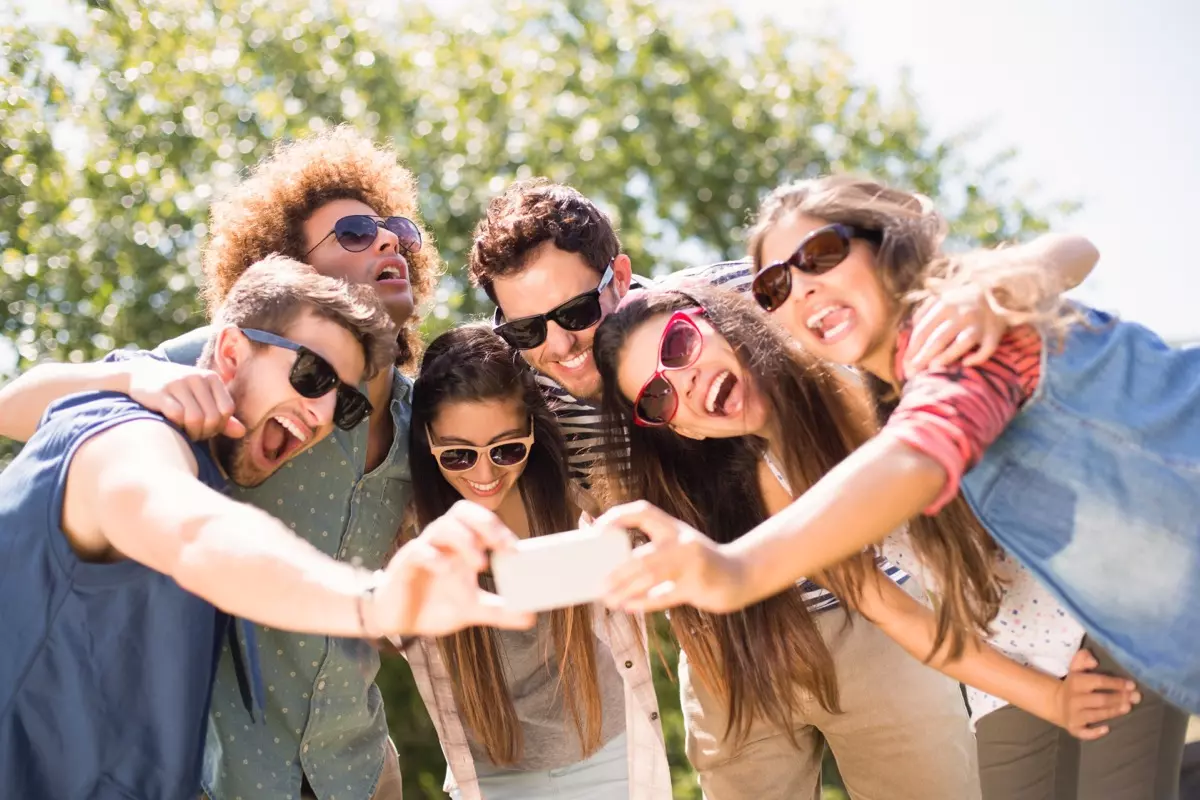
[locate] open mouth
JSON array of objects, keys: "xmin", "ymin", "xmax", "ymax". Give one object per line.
[
  {"xmin": 704, "ymin": 370, "xmax": 738, "ymax": 416},
  {"xmin": 464, "ymin": 476, "xmax": 503, "ymax": 497},
  {"xmin": 806, "ymin": 304, "xmax": 855, "ymax": 343},
  {"xmin": 259, "ymin": 414, "xmax": 311, "ymax": 468},
  {"xmin": 375, "ymin": 258, "xmax": 409, "ymax": 283}
]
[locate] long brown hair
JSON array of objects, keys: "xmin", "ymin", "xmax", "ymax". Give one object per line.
[
  {"xmin": 410, "ymin": 324, "xmax": 603, "ymax": 765},
  {"xmin": 747, "ymin": 175, "xmax": 1008, "ymax": 658},
  {"xmin": 592, "ymin": 285, "xmax": 878, "ymax": 746}
]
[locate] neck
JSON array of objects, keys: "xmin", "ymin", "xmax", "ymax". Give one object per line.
[
  {"xmin": 367, "ymin": 366, "xmax": 394, "ymax": 412},
  {"xmin": 859, "ymin": 333, "xmax": 900, "ymax": 387},
  {"xmin": 495, "ymin": 484, "xmax": 531, "ymax": 539}
]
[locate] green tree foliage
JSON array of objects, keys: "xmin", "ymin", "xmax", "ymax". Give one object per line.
[{"xmin": 1, "ymin": 0, "xmax": 1069, "ymax": 795}]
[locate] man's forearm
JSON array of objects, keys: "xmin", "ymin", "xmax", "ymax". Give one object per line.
[
  {"xmin": 171, "ymin": 501, "xmax": 379, "ymax": 637},
  {"xmin": 0, "ymin": 361, "xmax": 129, "ymax": 442}
]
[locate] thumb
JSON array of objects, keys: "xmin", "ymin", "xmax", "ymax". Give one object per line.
[
  {"xmin": 223, "ymin": 415, "xmax": 248, "ymax": 439},
  {"xmin": 1069, "ymin": 647, "xmax": 1098, "ymax": 673}
]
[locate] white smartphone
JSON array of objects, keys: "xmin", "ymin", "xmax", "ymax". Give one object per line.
[{"xmin": 491, "ymin": 527, "xmax": 632, "ymax": 613}]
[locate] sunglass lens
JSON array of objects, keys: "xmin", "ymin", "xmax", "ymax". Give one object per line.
[
  {"xmin": 333, "ymin": 216, "xmax": 380, "ymax": 252},
  {"xmin": 752, "ymin": 263, "xmax": 791, "ymax": 312},
  {"xmin": 290, "ymin": 350, "xmax": 340, "ymax": 399},
  {"xmin": 660, "ymin": 319, "xmax": 701, "ymax": 369},
  {"xmin": 496, "ymin": 317, "xmax": 547, "ymax": 350},
  {"xmin": 438, "ymin": 449, "xmax": 478, "ymax": 471},
  {"xmin": 382, "ymin": 217, "xmax": 423, "ymax": 255},
  {"xmin": 490, "ymin": 442, "xmax": 528, "ymax": 466},
  {"xmin": 802, "ymin": 228, "xmax": 852, "ymax": 273},
  {"xmin": 636, "ymin": 376, "xmax": 676, "ymax": 425},
  {"xmin": 333, "ymin": 387, "xmax": 372, "ymax": 430},
  {"xmin": 550, "ymin": 293, "xmax": 604, "ymax": 332}
]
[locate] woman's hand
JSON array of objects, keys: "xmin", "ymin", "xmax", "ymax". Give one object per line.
[
  {"xmin": 596, "ymin": 501, "xmax": 747, "ymax": 613},
  {"xmin": 905, "ymin": 284, "xmax": 1007, "ymax": 375},
  {"xmin": 1051, "ymin": 648, "xmax": 1140, "ymax": 740}
]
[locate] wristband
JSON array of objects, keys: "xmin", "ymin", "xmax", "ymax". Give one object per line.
[{"xmin": 355, "ymin": 569, "xmax": 385, "ymax": 638}]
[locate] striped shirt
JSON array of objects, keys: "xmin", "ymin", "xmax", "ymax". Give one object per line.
[
  {"xmin": 886, "ymin": 325, "xmax": 1043, "ymax": 514},
  {"xmin": 537, "ymin": 259, "xmax": 908, "ymax": 613}
]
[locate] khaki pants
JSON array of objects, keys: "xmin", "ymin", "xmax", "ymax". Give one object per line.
[
  {"xmin": 976, "ymin": 638, "xmax": 1188, "ymax": 800},
  {"xmin": 679, "ymin": 582, "xmax": 980, "ymax": 800}
]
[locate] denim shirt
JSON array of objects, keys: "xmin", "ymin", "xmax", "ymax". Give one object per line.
[
  {"xmin": 152, "ymin": 328, "xmax": 414, "ymax": 800},
  {"xmin": 961, "ymin": 308, "xmax": 1200, "ymax": 714}
]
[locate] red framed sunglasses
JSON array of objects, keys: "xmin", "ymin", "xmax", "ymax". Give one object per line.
[{"xmin": 632, "ymin": 308, "xmax": 705, "ymax": 427}]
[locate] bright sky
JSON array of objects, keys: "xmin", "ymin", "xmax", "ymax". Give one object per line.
[
  {"xmin": 3, "ymin": 0, "xmax": 1197, "ymax": 379},
  {"xmin": 729, "ymin": 0, "xmax": 1200, "ymax": 342}
]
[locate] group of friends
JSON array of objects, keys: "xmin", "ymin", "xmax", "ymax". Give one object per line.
[{"xmin": 1, "ymin": 124, "xmax": 1197, "ymax": 800}]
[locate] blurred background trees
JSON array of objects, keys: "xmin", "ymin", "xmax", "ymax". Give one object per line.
[{"xmin": 1, "ymin": 0, "xmax": 1068, "ymax": 795}]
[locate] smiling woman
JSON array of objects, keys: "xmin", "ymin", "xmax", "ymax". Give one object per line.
[{"xmin": 400, "ymin": 323, "xmax": 670, "ymax": 800}]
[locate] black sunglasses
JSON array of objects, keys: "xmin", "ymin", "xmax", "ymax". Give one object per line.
[
  {"xmin": 752, "ymin": 224, "xmax": 882, "ymax": 312},
  {"xmin": 240, "ymin": 328, "xmax": 374, "ymax": 430},
  {"xmin": 305, "ymin": 215, "xmax": 423, "ymax": 259},
  {"xmin": 492, "ymin": 263, "xmax": 615, "ymax": 350}
]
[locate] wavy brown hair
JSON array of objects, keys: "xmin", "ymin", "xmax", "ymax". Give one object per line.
[
  {"xmin": 409, "ymin": 324, "xmax": 603, "ymax": 766},
  {"xmin": 201, "ymin": 125, "xmax": 442, "ymax": 370},
  {"xmin": 747, "ymin": 175, "xmax": 1007, "ymax": 657},
  {"xmin": 592, "ymin": 285, "xmax": 879, "ymax": 746},
  {"xmin": 466, "ymin": 179, "xmax": 620, "ymax": 303}
]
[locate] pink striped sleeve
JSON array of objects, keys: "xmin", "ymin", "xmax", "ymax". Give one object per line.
[{"xmin": 884, "ymin": 327, "xmax": 1043, "ymax": 514}]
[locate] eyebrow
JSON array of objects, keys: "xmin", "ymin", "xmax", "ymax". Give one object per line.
[{"xmin": 435, "ymin": 427, "xmax": 528, "ymax": 446}]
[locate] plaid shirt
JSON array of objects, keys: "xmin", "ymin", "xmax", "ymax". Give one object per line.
[{"xmin": 404, "ymin": 607, "xmax": 671, "ymax": 800}]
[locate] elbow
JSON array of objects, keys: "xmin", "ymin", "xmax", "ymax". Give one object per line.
[{"xmin": 1055, "ymin": 234, "xmax": 1100, "ymax": 289}]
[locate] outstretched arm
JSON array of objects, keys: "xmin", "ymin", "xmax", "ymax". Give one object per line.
[
  {"xmin": 598, "ymin": 435, "xmax": 943, "ymax": 613},
  {"xmin": 857, "ymin": 572, "xmax": 1136, "ymax": 739},
  {"xmin": 63, "ymin": 420, "xmax": 530, "ymax": 637}
]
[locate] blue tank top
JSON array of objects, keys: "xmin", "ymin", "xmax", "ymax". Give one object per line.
[{"xmin": 0, "ymin": 392, "xmax": 262, "ymax": 799}]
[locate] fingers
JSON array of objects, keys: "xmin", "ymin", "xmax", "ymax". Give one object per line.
[
  {"xmin": 444, "ymin": 499, "xmax": 521, "ymax": 553},
  {"xmin": 1070, "ymin": 671, "xmax": 1137, "ymax": 697},
  {"xmin": 603, "ymin": 543, "xmax": 681, "ymax": 607},
  {"xmin": 467, "ymin": 590, "xmax": 535, "ymax": 630},
  {"xmin": 145, "ymin": 370, "xmax": 235, "ymax": 441},
  {"xmin": 908, "ymin": 319, "xmax": 963, "ymax": 374},
  {"xmin": 1073, "ymin": 723, "xmax": 1111, "ymax": 741},
  {"xmin": 1068, "ymin": 648, "xmax": 1099, "ymax": 672},
  {"xmin": 962, "ymin": 322, "xmax": 1005, "ymax": 367},
  {"xmin": 223, "ymin": 415, "xmax": 248, "ymax": 439},
  {"xmin": 592, "ymin": 500, "xmax": 686, "ymax": 544},
  {"xmin": 905, "ymin": 298, "xmax": 942, "ymax": 370}
]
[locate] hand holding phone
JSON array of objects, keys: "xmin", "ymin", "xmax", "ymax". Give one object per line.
[{"xmin": 491, "ymin": 527, "xmax": 632, "ymax": 613}]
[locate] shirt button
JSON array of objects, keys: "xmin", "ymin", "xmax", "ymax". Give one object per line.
[
  {"xmin": 624, "ymin": 661, "xmax": 633, "ymax": 669},
  {"xmin": 302, "ymin": 744, "xmax": 309, "ymax": 753},
  {"xmin": 650, "ymin": 712, "xmax": 659, "ymax": 720},
  {"xmin": 317, "ymin": 681, "xmax": 326, "ymax": 691}
]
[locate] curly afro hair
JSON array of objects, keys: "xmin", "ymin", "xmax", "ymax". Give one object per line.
[{"xmin": 201, "ymin": 125, "xmax": 442, "ymax": 370}]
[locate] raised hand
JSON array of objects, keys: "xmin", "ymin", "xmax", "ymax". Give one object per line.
[
  {"xmin": 905, "ymin": 283, "xmax": 1008, "ymax": 375},
  {"xmin": 124, "ymin": 358, "xmax": 246, "ymax": 440}
]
